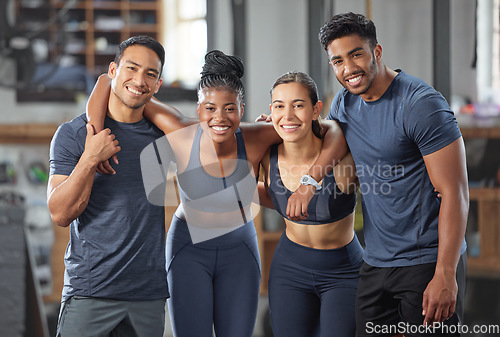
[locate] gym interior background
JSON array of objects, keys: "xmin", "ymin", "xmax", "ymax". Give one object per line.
[{"xmin": 0, "ymin": 0, "xmax": 499, "ymax": 336}]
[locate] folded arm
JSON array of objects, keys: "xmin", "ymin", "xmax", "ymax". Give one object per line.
[{"xmin": 47, "ymin": 124, "xmax": 121, "ymax": 227}]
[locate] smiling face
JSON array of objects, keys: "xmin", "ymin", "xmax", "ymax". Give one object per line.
[
  {"xmin": 108, "ymin": 45, "xmax": 163, "ymax": 110},
  {"xmin": 270, "ymin": 82, "xmax": 322, "ymax": 143},
  {"xmin": 197, "ymin": 88, "xmax": 244, "ymax": 143},
  {"xmin": 327, "ymin": 34, "xmax": 381, "ymax": 99}
]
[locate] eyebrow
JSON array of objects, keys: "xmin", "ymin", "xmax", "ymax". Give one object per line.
[
  {"xmin": 272, "ymin": 99, "xmax": 306, "ymax": 104},
  {"xmin": 204, "ymin": 102, "xmax": 237, "ymax": 106},
  {"xmin": 330, "ymin": 47, "xmax": 364, "ymax": 62},
  {"xmin": 124, "ymin": 60, "xmax": 160, "ymax": 75}
]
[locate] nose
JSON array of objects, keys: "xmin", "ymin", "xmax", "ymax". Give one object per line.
[
  {"xmin": 343, "ymin": 58, "xmax": 357, "ymax": 76},
  {"xmin": 213, "ymin": 108, "xmax": 227, "ymax": 121},
  {"xmin": 133, "ymin": 71, "xmax": 147, "ymax": 87},
  {"xmin": 284, "ymin": 106, "xmax": 294, "ymax": 120}
]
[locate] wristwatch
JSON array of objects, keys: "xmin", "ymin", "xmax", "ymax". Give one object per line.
[{"xmin": 300, "ymin": 174, "xmax": 322, "ymax": 190}]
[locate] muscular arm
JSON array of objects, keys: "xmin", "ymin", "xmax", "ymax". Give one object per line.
[
  {"xmin": 47, "ymin": 125, "xmax": 121, "ymax": 227},
  {"xmin": 308, "ymin": 119, "xmax": 349, "ymax": 181},
  {"xmin": 333, "ymin": 152, "xmax": 358, "ymax": 194},
  {"xmin": 421, "ymin": 137, "xmax": 469, "ymax": 325}
]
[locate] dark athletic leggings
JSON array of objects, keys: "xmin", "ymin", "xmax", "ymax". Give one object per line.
[
  {"xmin": 269, "ymin": 231, "xmax": 363, "ymax": 337},
  {"xmin": 166, "ymin": 216, "xmax": 261, "ymax": 337}
]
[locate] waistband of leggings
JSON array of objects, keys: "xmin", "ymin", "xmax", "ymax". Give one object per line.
[
  {"xmin": 277, "ymin": 230, "xmax": 363, "ymax": 270},
  {"xmin": 168, "ymin": 215, "xmax": 256, "ymax": 248}
]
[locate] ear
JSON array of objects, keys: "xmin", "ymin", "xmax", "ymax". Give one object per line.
[
  {"xmin": 154, "ymin": 77, "xmax": 163, "ymax": 94},
  {"xmin": 312, "ymin": 100, "xmax": 323, "ymax": 121},
  {"xmin": 196, "ymin": 102, "xmax": 201, "ymax": 117},
  {"xmin": 240, "ymin": 103, "xmax": 245, "ymax": 118},
  {"xmin": 374, "ymin": 44, "xmax": 382, "ymax": 61},
  {"xmin": 108, "ymin": 62, "xmax": 117, "ymax": 79}
]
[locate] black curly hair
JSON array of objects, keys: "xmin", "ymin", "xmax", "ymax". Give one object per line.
[
  {"xmin": 318, "ymin": 12, "xmax": 377, "ymax": 52},
  {"xmin": 197, "ymin": 50, "xmax": 245, "ymax": 103}
]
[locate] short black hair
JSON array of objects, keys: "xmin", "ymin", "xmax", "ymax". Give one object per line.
[
  {"xmin": 114, "ymin": 35, "xmax": 165, "ymax": 75},
  {"xmin": 319, "ymin": 12, "xmax": 377, "ymax": 51}
]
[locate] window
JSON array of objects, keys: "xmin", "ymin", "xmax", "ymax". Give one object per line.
[
  {"xmin": 476, "ymin": 0, "xmax": 500, "ymax": 104},
  {"xmin": 162, "ymin": 0, "xmax": 207, "ymax": 88}
]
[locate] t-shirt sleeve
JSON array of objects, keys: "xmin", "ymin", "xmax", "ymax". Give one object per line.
[
  {"xmin": 327, "ymin": 91, "xmax": 344, "ymax": 121},
  {"xmin": 49, "ymin": 122, "xmax": 82, "ymax": 176},
  {"xmin": 405, "ymin": 91, "xmax": 462, "ymax": 156}
]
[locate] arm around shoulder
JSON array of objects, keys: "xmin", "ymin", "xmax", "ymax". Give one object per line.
[
  {"xmin": 144, "ymin": 97, "xmax": 197, "ymax": 134},
  {"xmin": 334, "ymin": 152, "xmax": 358, "ymax": 194},
  {"xmin": 86, "ymin": 74, "xmax": 111, "ymax": 133}
]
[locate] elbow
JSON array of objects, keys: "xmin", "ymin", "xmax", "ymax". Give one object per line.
[
  {"xmin": 50, "ymin": 212, "xmax": 71, "ymax": 228},
  {"xmin": 48, "ymin": 200, "xmax": 86, "ymax": 228}
]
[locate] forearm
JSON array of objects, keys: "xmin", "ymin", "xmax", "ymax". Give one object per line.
[
  {"xmin": 435, "ymin": 189, "xmax": 469, "ymax": 275},
  {"xmin": 47, "ymin": 155, "xmax": 99, "ymax": 227},
  {"xmin": 86, "ymin": 74, "xmax": 111, "ymax": 132},
  {"xmin": 308, "ymin": 120, "xmax": 348, "ymax": 182},
  {"xmin": 257, "ymin": 181, "xmax": 275, "ymax": 209}
]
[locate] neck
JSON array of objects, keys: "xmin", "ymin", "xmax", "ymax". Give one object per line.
[
  {"xmin": 107, "ymin": 93, "xmax": 145, "ymax": 123},
  {"xmin": 360, "ymin": 64, "xmax": 398, "ymax": 102},
  {"xmin": 201, "ymin": 132, "xmax": 238, "ymax": 159},
  {"xmin": 281, "ymin": 132, "xmax": 322, "ymax": 163}
]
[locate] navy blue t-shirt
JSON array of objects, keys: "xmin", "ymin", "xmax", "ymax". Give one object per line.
[
  {"xmin": 49, "ymin": 114, "xmax": 168, "ymax": 301},
  {"xmin": 328, "ymin": 70, "xmax": 467, "ymax": 267}
]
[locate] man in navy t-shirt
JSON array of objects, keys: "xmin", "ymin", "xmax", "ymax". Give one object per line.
[{"xmin": 318, "ymin": 13, "xmax": 468, "ymax": 337}]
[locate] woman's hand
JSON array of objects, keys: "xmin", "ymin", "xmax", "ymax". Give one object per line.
[{"xmin": 255, "ymin": 114, "xmax": 272, "ymax": 123}]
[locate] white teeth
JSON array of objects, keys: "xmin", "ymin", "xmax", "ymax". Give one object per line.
[
  {"xmin": 128, "ymin": 87, "xmax": 142, "ymax": 95},
  {"xmin": 212, "ymin": 126, "xmax": 229, "ymax": 131},
  {"xmin": 282, "ymin": 125, "xmax": 299, "ymax": 129},
  {"xmin": 347, "ymin": 75, "xmax": 362, "ymax": 83}
]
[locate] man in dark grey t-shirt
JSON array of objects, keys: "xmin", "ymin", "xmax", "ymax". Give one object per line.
[{"xmin": 48, "ymin": 36, "xmax": 174, "ymax": 337}]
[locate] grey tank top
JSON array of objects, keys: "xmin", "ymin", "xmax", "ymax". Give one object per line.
[{"xmin": 176, "ymin": 125, "xmax": 256, "ymax": 217}]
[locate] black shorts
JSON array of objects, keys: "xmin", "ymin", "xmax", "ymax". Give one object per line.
[{"xmin": 355, "ymin": 254, "xmax": 466, "ymax": 337}]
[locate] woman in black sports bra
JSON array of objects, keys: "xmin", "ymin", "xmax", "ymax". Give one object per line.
[{"xmin": 259, "ymin": 71, "xmax": 363, "ymax": 337}]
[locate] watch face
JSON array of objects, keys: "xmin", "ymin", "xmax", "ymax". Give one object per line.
[{"xmin": 301, "ymin": 176, "xmax": 308, "ymax": 184}]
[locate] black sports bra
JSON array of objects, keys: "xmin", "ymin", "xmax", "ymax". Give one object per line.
[{"xmin": 266, "ymin": 144, "xmax": 356, "ymax": 225}]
